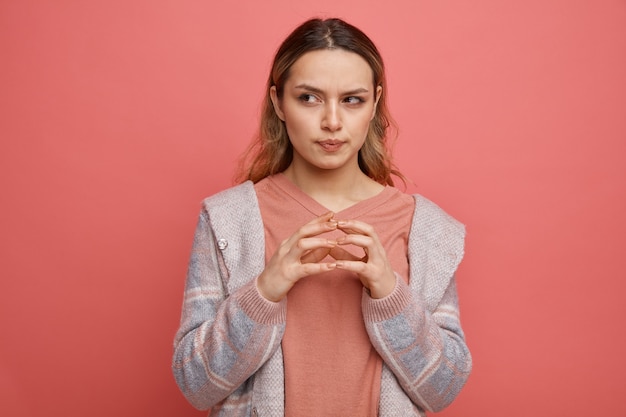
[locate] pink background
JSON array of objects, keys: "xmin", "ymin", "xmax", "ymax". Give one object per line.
[{"xmin": 2, "ymin": 1, "xmax": 625, "ymax": 416}]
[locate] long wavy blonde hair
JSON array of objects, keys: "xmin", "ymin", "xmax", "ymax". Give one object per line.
[{"xmin": 235, "ymin": 18, "xmax": 404, "ymax": 186}]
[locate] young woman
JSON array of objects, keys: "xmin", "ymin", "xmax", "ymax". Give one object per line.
[{"xmin": 172, "ymin": 18, "xmax": 471, "ymax": 417}]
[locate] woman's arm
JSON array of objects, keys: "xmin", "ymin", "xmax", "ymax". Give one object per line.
[
  {"xmin": 363, "ymin": 275, "xmax": 472, "ymax": 412},
  {"xmin": 172, "ymin": 210, "xmax": 286, "ymax": 410}
]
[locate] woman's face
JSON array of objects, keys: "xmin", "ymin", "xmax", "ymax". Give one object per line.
[{"xmin": 271, "ymin": 49, "xmax": 381, "ymax": 176}]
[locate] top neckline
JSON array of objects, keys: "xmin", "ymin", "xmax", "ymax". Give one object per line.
[{"xmin": 266, "ymin": 173, "xmax": 399, "ymax": 219}]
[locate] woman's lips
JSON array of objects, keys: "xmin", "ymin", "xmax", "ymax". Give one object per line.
[{"xmin": 318, "ymin": 139, "xmax": 344, "ymax": 152}]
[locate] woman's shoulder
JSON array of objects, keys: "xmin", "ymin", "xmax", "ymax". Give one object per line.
[
  {"xmin": 407, "ymin": 194, "xmax": 465, "ymax": 270},
  {"xmin": 411, "ymin": 194, "xmax": 465, "ymax": 234},
  {"xmin": 198, "ymin": 181, "xmax": 264, "ymax": 248},
  {"xmin": 201, "ymin": 181, "xmax": 257, "ymax": 212}
]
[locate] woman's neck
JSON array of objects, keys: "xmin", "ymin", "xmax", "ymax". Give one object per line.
[{"xmin": 282, "ymin": 163, "xmax": 384, "ymax": 213}]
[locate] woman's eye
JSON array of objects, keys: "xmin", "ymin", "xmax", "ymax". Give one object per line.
[
  {"xmin": 298, "ymin": 94, "xmax": 318, "ymax": 103},
  {"xmin": 344, "ymin": 96, "xmax": 364, "ymax": 104}
]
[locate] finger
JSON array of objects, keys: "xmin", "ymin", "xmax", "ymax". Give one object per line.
[
  {"xmin": 336, "ymin": 234, "xmax": 373, "ymax": 250},
  {"xmin": 297, "ymin": 237, "xmax": 337, "ymax": 252},
  {"xmin": 336, "ymin": 220, "xmax": 383, "ymax": 259},
  {"xmin": 334, "ymin": 259, "xmax": 368, "ymax": 274},
  {"xmin": 279, "ymin": 215, "xmax": 337, "ymax": 263},
  {"xmin": 295, "ymin": 237, "xmax": 337, "ymax": 265},
  {"xmin": 300, "ymin": 261, "xmax": 336, "ymax": 276},
  {"xmin": 335, "ymin": 219, "xmax": 374, "ymax": 236},
  {"xmin": 308, "ymin": 211, "xmax": 335, "ymax": 226},
  {"xmin": 289, "ymin": 213, "xmax": 338, "ymax": 243}
]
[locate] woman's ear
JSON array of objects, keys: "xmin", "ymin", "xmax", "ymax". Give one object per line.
[
  {"xmin": 372, "ymin": 85, "xmax": 382, "ymax": 120},
  {"xmin": 270, "ymin": 86, "xmax": 285, "ymax": 121}
]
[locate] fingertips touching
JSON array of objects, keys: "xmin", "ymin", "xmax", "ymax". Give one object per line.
[{"xmin": 319, "ymin": 211, "xmax": 335, "ymax": 222}]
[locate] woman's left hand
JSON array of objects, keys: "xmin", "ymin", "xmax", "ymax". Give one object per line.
[{"xmin": 330, "ymin": 219, "xmax": 397, "ymax": 299}]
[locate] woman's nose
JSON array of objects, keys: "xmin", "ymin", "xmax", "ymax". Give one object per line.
[{"xmin": 321, "ymin": 102, "xmax": 342, "ymax": 131}]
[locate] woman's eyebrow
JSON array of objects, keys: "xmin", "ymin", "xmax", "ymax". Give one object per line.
[{"xmin": 293, "ymin": 83, "xmax": 370, "ymax": 95}]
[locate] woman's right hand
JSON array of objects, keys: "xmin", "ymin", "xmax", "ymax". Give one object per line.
[{"xmin": 256, "ymin": 212, "xmax": 339, "ymax": 302}]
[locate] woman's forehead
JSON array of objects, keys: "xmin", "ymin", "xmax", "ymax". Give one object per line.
[{"xmin": 286, "ymin": 49, "xmax": 374, "ymax": 90}]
